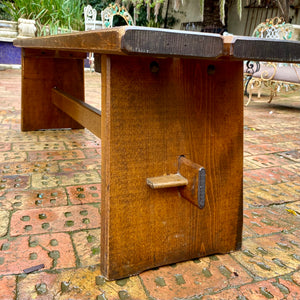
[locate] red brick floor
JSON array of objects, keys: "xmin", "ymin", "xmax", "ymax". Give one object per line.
[{"xmin": 0, "ymin": 68, "xmax": 299, "ymax": 299}]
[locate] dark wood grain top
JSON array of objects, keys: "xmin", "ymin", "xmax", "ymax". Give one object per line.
[
  {"xmin": 120, "ymin": 27, "xmax": 223, "ymax": 58},
  {"xmin": 14, "ymin": 26, "xmax": 300, "ymax": 62},
  {"xmin": 224, "ymin": 35, "xmax": 300, "ymax": 63},
  {"xmin": 14, "ymin": 26, "xmax": 224, "ymax": 59}
]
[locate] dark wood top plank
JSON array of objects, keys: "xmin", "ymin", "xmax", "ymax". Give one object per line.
[
  {"xmin": 14, "ymin": 27, "xmax": 300, "ymax": 62},
  {"xmin": 225, "ymin": 36, "xmax": 300, "ymax": 63},
  {"xmin": 120, "ymin": 27, "xmax": 223, "ymax": 58},
  {"xmin": 14, "ymin": 26, "xmax": 224, "ymax": 59}
]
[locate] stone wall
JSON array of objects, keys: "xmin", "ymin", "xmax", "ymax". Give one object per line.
[{"xmin": 0, "ymin": 20, "xmax": 18, "ymax": 41}]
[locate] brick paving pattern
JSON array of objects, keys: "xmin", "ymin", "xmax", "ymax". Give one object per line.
[{"xmin": 0, "ymin": 68, "xmax": 299, "ymax": 299}]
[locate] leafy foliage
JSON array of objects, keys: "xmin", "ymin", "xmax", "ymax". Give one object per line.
[
  {"xmin": 83, "ymin": 0, "xmax": 112, "ymax": 14},
  {"xmin": 1, "ymin": 0, "xmax": 244, "ymax": 33},
  {"xmin": 2, "ymin": 0, "xmax": 85, "ymax": 35},
  {"xmin": 0, "ymin": 2, "xmax": 12, "ymax": 20},
  {"xmin": 84, "ymin": 0, "xmax": 171, "ymax": 27}
]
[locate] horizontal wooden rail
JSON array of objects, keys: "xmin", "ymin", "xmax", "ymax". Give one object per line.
[{"xmin": 51, "ymin": 88, "xmax": 101, "ymax": 138}]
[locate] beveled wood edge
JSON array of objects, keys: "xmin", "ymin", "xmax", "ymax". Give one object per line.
[
  {"xmin": 14, "ymin": 26, "xmax": 224, "ymax": 59},
  {"xmin": 226, "ymin": 35, "xmax": 300, "ymax": 63},
  {"xmin": 13, "ymin": 27, "xmax": 300, "ymax": 62},
  {"xmin": 120, "ymin": 26, "xmax": 224, "ymax": 58},
  {"xmin": 14, "ymin": 27, "xmax": 126, "ymax": 55}
]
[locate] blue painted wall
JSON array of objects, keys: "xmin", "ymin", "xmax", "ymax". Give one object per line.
[
  {"xmin": 0, "ymin": 41, "xmax": 94, "ymax": 68},
  {"xmin": 0, "ymin": 41, "xmax": 21, "ymax": 64}
]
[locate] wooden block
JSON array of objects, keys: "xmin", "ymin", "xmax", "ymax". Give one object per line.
[
  {"xmin": 101, "ymin": 54, "xmax": 244, "ymax": 280},
  {"xmin": 178, "ymin": 156, "xmax": 206, "ymax": 209},
  {"xmin": 146, "ymin": 174, "xmax": 188, "ymax": 189}
]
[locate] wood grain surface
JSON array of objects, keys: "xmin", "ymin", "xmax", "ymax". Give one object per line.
[
  {"xmin": 14, "ymin": 27, "xmax": 300, "ymax": 62},
  {"xmin": 14, "ymin": 29, "xmax": 123, "ymax": 54},
  {"xmin": 14, "ymin": 27, "xmax": 223, "ymax": 59},
  {"xmin": 147, "ymin": 174, "xmax": 188, "ymax": 189},
  {"xmin": 52, "ymin": 88, "xmax": 101, "ymax": 137},
  {"xmin": 16, "ymin": 27, "xmax": 300, "ymax": 280},
  {"xmin": 120, "ymin": 27, "xmax": 223, "ymax": 58},
  {"xmin": 228, "ymin": 36, "xmax": 300, "ymax": 63},
  {"xmin": 178, "ymin": 156, "xmax": 206, "ymax": 209},
  {"xmin": 101, "ymin": 54, "xmax": 244, "ymax": 279},
  {"xmin": 21, "ymin": 49, "xmax": 85, "ymax": 131}
]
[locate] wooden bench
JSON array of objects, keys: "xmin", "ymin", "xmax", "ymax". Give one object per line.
[
  {"xmin": 14, "ymin": 27, "xmax": 300, "ymax": 280},
  {"xmin": 244, "ymin": 17, "xmax": 300, "ymax": 105}
]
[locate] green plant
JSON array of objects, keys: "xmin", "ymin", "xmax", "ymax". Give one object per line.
[
  {"xmin": 0, "ymin": 2, "xmax": 12, "ymax": 20},
  {"xmin": 127, "ymin": 0, "xmax": 167, "ymax": 27},
  {"xmin": 2, "ymin": 0, "xmax": 85, "ymax": 35}
]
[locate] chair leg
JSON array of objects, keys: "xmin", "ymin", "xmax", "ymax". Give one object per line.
[
  {"xmin": 268, "ymin": 92, "xmax": 274, "ymax": 103},
  {"xmin": 268, "ymin": 87, "xmax": 275, "ymax": 103},
  {"xmin": 245, "ymin": 88, "xmax": 253, "ymax": 106},
  {"xmin": 258, "ymin": 86, "xmax": 262, "ymax": 98},
  {"xmin": 245, "ymin": 78, "xmax": 256, "ymax": 106}
]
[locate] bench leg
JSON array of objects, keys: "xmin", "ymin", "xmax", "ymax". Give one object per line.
[
  {"xmin": 100, "ymin": 55, "xmax": 244, "ymax": 280},
  {"xmin": 21, "ymin": 49, "xmax": 86, "ymax": 131}
]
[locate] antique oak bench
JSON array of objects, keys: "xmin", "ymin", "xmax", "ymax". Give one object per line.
[{"xmin": 14, "ymin": 27, "xmax": 300, "ymax": 280}]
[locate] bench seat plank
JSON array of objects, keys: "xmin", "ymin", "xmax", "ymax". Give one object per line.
[
  {"xmin": 14, "ymin": 28, "xmax": 300, "ymax": 62},
  {"xmin": 14, "ymin": 26, "xmax": 224, "ymax": 59},
  {"xmin": 227, "ymin": 36, "xmax": 300, "ymax": 63}
]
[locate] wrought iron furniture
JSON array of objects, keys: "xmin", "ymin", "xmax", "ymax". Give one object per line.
[
  {"xmin": 14, "ymin": 27, "xmax": 300, "ymax": 280},
  {"xmin": 244, "ymin": 17, "xmax": 300, "ymax": 105},
  {"xmin": 84, "ymin": 5, "xmax": 99, "ymax": 71},
  {"xmin": 84, "ymin": 5, "xmax": 97, "ymax": 31},
  {"xmin": 101, "ymin": 3, "xmax": 133, "ymax": 28}
]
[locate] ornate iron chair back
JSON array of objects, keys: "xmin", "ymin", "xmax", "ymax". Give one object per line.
[
  {"xmin": 252, "ymin": 17, "xmax": 294, "ymax": 40},
  {"xmin": 84, "ymin": 5, "xmax": 98, "ymax": 71},
  {"xmin": 84, "ymin": 5, "xmax": 97, "ymax": 31},
  {"xmin": 101, "ymin": 3, "xmax": 133, "ymax": 28}
]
